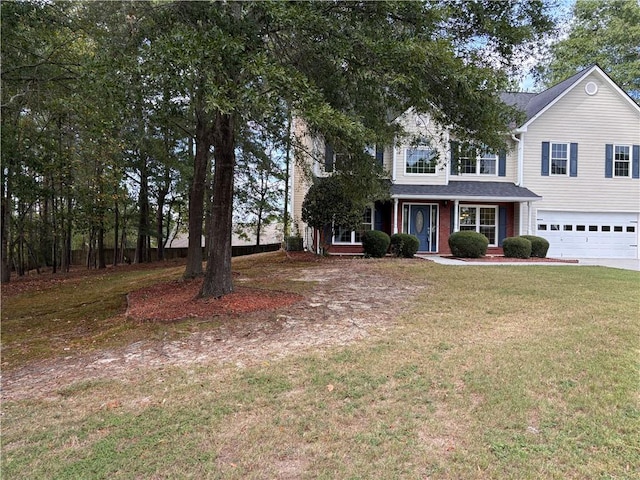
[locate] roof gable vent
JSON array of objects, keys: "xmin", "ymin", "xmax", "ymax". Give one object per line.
[{"xmin": 585, "ymin": 81, "xmax": 598, "ymax": 96}]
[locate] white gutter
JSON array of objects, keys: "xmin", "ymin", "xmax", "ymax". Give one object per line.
[{"xmin": 391, "ymin": 194, "xmax": 541, "ymax": 203}]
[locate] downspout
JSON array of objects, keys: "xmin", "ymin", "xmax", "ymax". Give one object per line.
[
  {"xmin": 511, "ymin": 132, "xmax": 524, "ymax": 235},
  {"xmin": 392, "ymin": 141, "xmax": 397, "ymax": 182},
  {"xmin": 511, "ymin": 132, "xmax": 523, "ymax": 187}
]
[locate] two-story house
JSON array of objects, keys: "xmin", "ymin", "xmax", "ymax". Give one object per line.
[{"xmin": 291, "ymin": 65, "xmax": 640, "ymax": 259}]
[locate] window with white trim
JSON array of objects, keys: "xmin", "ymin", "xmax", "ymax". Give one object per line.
[
  {"xmin": 459, "ymin": 145, "xmax": 497, "ymax": 175},
  {"xmin": 333, "ymin": 207, "xmax": 373, "ymax": 244},
  {"xmin": 405, "ymin": 145, "xmax": 437, "ymax": 174},
  {"xmin": 459, "ymin": 206, "xmax": 497, "ymax": 245},
  {"xmin": 551, "ymin": 142, "xmax": 568, "ymax": 175},
  {"xmin": 614, "ymin": 145, "xmax": 630, "ymax": 177}
]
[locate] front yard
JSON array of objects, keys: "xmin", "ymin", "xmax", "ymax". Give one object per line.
[{"xmin": 2, "ymin": 252, "xmax": 639, "ymax": 479}]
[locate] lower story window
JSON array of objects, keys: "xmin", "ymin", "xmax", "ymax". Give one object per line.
[
  {"xmin": 459, "ymin": 206, "xmax": 497, "ymax": 245},
  {"xmin": 333, "ymin": 207, "xmax": 373, "ymax": 244}
]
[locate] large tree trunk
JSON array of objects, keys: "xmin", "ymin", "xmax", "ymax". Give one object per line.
[
  {"xmin": 135, "ymin": 159, "xmax": 150, "ymax": 264},
  {"xmin": 184, "ymin": 112, "xmax": 211, "ymax": 278},
  {"xmin": 97, "ymin": 221, "xmax": 106, "ymax": 269},
  {"xmin": 200, "ymin": 112, "xmax": 235, "ymax": 298},
  {"xmin": 113, "ymin": 199, "xmax": 119, "ymax": 266},
  {"xmin": 1, "ymin": 161, "xmax": 11, "ymax": 284}
]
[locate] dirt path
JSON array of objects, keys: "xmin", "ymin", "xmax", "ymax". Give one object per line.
[{"xmin": 2, "ymin": 261, "xmax": 426, "ymax": 402}]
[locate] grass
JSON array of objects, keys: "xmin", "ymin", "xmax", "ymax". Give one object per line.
[
  {"xmin": 1, "ymin": 253, "xmax": 315, "ymax": 369},
  {"xmin": 2, "ymin": 254, "xmax": 639, "ymax": 479}
]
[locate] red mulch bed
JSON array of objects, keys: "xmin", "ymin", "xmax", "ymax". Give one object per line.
[
  {"xmin": 126, "ymin": 279, "xmax": 303, "ymax": 322},
  {"xmin": 448, "ymin": 255, "xmax": 578, "ymax": 263}
]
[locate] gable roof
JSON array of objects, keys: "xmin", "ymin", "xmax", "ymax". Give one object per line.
[{"xmin": 501, "ymin": 65, "xmax": 640, "ymax": 130}]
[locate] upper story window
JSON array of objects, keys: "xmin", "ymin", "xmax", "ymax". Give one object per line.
[
  {"xmin": 551, "ymin": 143, "xmax": 568, "ymax": 175},
  {"xmin": 614, "ymin": 145, "xmax": 630, "ymax": 177},
  {"xmin": 458, "ymin": 145, "xmax": 497, "ymax": 175},
  {"xmin": 333, "ymin": 207, "xmax": 373, "ymax": 244},
  {"xmin": 405, "ymin": 145, "xmax": 437, "ymax": 174}
]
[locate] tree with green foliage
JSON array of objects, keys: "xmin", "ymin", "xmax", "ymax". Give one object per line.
[
  {"xmin": 1, "ymin": 1, "xmax": 554, "ymax": 294},
  {"xmin": 140, "ymin": 0, "xmax": 553, "ymax": 298},
  {"xmin": 536, "ymin": 0, "xmax": 640, "ymax": 101}
]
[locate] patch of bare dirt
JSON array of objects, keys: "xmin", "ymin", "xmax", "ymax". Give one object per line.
[
  {"xmin": 126, "ymin": 280, "xmax": 303, "ymax": 321},
  {"xmin": 1, "ymin": 257, "xmax": 426, "ymax": 402}
]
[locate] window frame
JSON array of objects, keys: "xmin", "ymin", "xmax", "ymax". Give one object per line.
[
  {"xmin": 458, "ymin": 205, "xmax": 498, "ymax": 246},
  {"xmin": 405, "ymin": 145, "xmax": 438, "ymax": 175},
  {"xmin": 550, "ymin": 142, "xmax": 569, "ymax": 176},
  {"xmin": 613, "ymin": 144, "xmax": 631, "ymax": 178},
  {"xmin": 332, "ymin": 206, "xmax": 373, "ymax": 245},
  {"xmin": 459, "ymin": 145, "xmax": 498, "ymax": 176}
]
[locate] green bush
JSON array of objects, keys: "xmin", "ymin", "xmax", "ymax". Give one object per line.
[
  {"xmin": 285, "ymin": 236, "xmax": 303, "ymax": 252},
  {"xmin": 520, "ymin": 235, "xmax": 550, "ymax": 258},
  {"xmin": 502, "ymin": 237, "xmax": 532, "ymax": 258},
  {"xmin": 448, "ymin": 231, "xmax": 488, "ymax": 258},
  {"xmin": 361, "ymin": 230, "xmax": 390, "ymax": 258},
  {"xmin": 390, "ymin": 233, "xmax": 420, "ymax": 258}
]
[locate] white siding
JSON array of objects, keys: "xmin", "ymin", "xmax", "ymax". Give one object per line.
[
  {"xmin": 392, "ymin": 110, "xmax": 449, "ymax": 185},
  {"xmin": 452, "ymin": 139, "xmax": 519, "ymax": 184},
  {"xmin": 522, "ymin": 71, "xmax": 640, "ymax": 215}
]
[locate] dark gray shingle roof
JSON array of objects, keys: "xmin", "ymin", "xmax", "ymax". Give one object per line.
[
  {"xmin": 391, "ymin": 181, "xmax": 541, "ymax": 200},
  {"xmin": 500, "ymin": 67, "xmax": 595, "ymax": 123}
]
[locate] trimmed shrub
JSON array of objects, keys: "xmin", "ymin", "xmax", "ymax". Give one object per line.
[
  {"xmin": 520, "ymin": 235, "xmax": 550, "ymax": 258},
  {"xmin": 361, "ymin": 230, "xmax": 391, "ymax": 258},
  {"xmin": 503, "ymin": 236, "xmax": 532, "ymax": 258},
  {"xmin": 390, "ymin": 233, "xmax": 420, "ymax": 258},
  {"xmin": 285, "ymin": 236, "xmax": 304, "ymax": 252},
  {"xmin": 448, "ymin": 231, "xmax": 489, "ymax": 258}
]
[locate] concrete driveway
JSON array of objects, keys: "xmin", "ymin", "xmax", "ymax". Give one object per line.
[
  {"xmin": 425, "ymin": 256, "xmax": 640, "ymax": 271},
  {"xmin": 572, "ymin": 258, "xmax": 640, "ymax": 271}
]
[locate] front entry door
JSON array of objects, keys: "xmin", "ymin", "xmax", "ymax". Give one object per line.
[{"xmin": 409, "ymin": 205, "xmax": 435, "ymax": 252}]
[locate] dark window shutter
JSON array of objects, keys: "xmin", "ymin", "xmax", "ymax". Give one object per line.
[
  {"xmin": 570, "ymin": 143, "xmax": 578, "ymax": 177},
  {"xmin": 605, "ymin": 144, "xmax": 613, "ymax": 178},
  {"xmin": 323, "ymin": 224, "xmax": 333, "ymax": 245},
  {"xmin": 498, "ymin": 149, "xmax": 506, "ymax": 177},
  {"xmin": 498, "ymin": 206, "xmax": 507, "ymax": 247},
  {"xmin": 541, "ymin": 142, "xmax": 550, "ymax": 176},
  {"xmin": 325, "ymin": 144, "xmax": 334, "ymax": 173},
  {"xmin": 450, "ymin": 141, "xmax": 459, "ymax": 175},
  {"xmin": 374, "ymin": 207, "xmax": 383, "ymax": 231},
  {"xmin": 633, "ymin": 145, "xmax": 639, "ymax": 179},
  {"xmin": 375, "ymin": 145, "xmax": 384, "ymax": 166}
]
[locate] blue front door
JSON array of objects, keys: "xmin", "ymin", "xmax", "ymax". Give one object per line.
[{"xmin": 410, "ymin": 205, "xmax": 435, "ymax": 252}]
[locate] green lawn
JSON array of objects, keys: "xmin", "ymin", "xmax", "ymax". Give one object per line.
[{"xmin": 2, "ymin": 256, "xmax": 639, "ymax": 479}]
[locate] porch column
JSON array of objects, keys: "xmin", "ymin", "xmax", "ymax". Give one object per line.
[
  {"xmin": 393, "ymin": 198, "xmax": 399, "ymax": 234},
  {"xmin": 453, "ymin": 200, "xmax": 459, "ymax": 232},
  {"xmin": 518, "ymin": 202, "xmax": 524, "ymax": 236},
  {"xmin": 527, "ymin": 201, "xmax": 533, "ymax": 235}
]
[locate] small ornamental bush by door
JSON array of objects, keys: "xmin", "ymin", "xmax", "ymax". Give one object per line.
[
  {"xmin": 390, "ymin": 233, "xmax": 420, "ymax": 258},
  {"xmin": 361, "ymin": 230, "xmax": 391, "ymax": 258},
  {"xmin": 520, "ymin": 235, "xmax": 550, "ymax": 258},
  {"xmin": 448, "ymin": 231, "xmax": 489, "ymax": 258},
  {"xmin": 502, "ymin": 236, "xmax": 532, "ymax": 258}
]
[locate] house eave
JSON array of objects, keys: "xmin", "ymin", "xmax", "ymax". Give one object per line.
[{"xmin": 391, "ymin": 194, "xmax": 541, "ymax": 202}]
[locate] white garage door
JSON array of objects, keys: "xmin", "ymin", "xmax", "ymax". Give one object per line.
[{"xmin": 536, "ymin": 211, "xmax": 639, "ymax": 259}]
